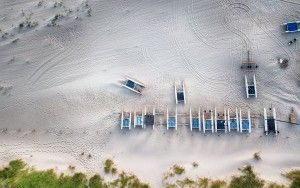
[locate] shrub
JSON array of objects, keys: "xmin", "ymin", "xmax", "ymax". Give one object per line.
[
  {"xmin": 197, "ymin": 177, "xmax": 209, "ymax": 188},
  {"xmin": 0, "ymin": 159, "xmax": 25, "ymax": 179},
  {"xmin": 284, "ymin": 170, "xmax": 300, "ymax": 188},
  {"xmin": 267, "ymin": 182, "xmax": 285, "ymax": 188},
  {"xmin": 110, "ymin": 171, "xmax": 150, "ymax": 188},
  {"xmin": 229, "ymin": 165, "xmax": 264, "ymax": 188},
  {"xmin": 89, "ymin": 174, "xmax": 107, "ymax": 188},
  {"xmin": 104, "ymin": 159, "xmax": 117, "ymax": 174},
  {"xmin": 211, "ymin": 180, "xmax": 226, "ymax": 188},
  {"xmin": 172, "ymin": 165, "xmax": 185, "ymax": 175},
  {"xmin": 176, "ymin": 177, "xmax": 197, "ymax": 187},
  {"xmin": 253, "ymin": 152, "xmax": 261, "ymax": 161}
]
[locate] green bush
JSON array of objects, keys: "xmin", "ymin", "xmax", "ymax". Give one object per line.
[
  {"xmin": 211, "ymin": 180, "xmax": 226, "ymax": 188},
  {"xmin": 284, "ymin": 170, "xmax": 300, "ymax": 188},
  {"xmin": 229, "ymin": 165, "xmax": 264, "ymax": 188},
  {"xmin": 110, "ymin": 171, "xmax": 150, "ymax": 188},
  {"xmin": 89, "ymin": 174, "xmax": 107, "ymax": 188},
  {"xmin": 267, "ymin": 182, "xmax": 285, "ymax": 188},
  {"xmin": 104, "ymin": 159, "xmax": 117, "ymax": 174},
  {"xmin": 0, "ymin": 159, "xmax": 25, "ymax": 179},
  {"xmin": 172, "ymin": 165, "xmax": 185, "ymax": 175},
  {"xmin": 253, "ymin": 152, "xmax": 261, "ymax": 161}
]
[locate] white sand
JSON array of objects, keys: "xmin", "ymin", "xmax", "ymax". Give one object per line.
[{"xmin": 0, "ymin": 0, "xmax": 299, "ymax": 187}]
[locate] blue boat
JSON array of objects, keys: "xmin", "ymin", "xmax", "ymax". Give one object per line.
[
  {"xmin": 239, "ymin": 109, "xmax": 251, "ymax": 133},
  {"xmin": 202, "ymin": 110, "xmax": 214, "ymax": 133},
  {"xmin": 167, "ymin": 108, "xmax": 177, "ymax": 130},
  {"xmin": 190, "ymin": 108, "xmax": 201, "ymax": 131},
  {"xmin": 122, "ymin": 77, "xmax": 145, "ymax": 94},
  {"xmin": 283, "ymin": 21, "xmax": 300, "ymax": 33},
  {"xmin": 134, "ymin": 110, "xmax": 144, "ymax": 128},
  {"xmin": 214, "ymin": 108, "xmax": 227, "ymax": 133},
  {"xmin": 228, "ymin": 108, "xmax": 239, "ymax": 132},
  {"xmin": 121, "ymin": 111, "xmax": 132, "ymax": 129}
]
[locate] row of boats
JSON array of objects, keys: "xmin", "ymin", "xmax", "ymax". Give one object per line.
[{"xmin": 120, "ymin": 107, "xmax": 279, "ymax": 135}]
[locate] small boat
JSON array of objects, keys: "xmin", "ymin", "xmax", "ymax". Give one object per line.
[
  {"xmin": 245, "ymin": 74, "xmax": 257, "ymax": 98},
  {"xmin": 239, "ymin": 109, "xmax": 251, "ymax": 133},
  {"xmin": 134, "ymin": 110, "xmax": 144, "ymax": 128},
  {"xmin": 264, "ymin": 108, "xmax": 278, "ymax": 135},
  {"xmin": 283, "ymin": 21, "xmax": 300, "ymax": 33},
  {"xmin": 167, "ymin": 107, "xmax": 177, "ymax": 130},
  {"xmin": 190, "ymin": 107, "xmax": 201, "ymax": 131},
  {"xmin": 121, "ymin": 77, "xmax": 145, "ymax": 94},
  {"xmin": 227, "ymin": 108, "xmax": 239, "ymax": 132},
  {"xmin": 121, "ymin": 111, "xmax": 132, "ymax": 129},
  {"xmin": 214, "ymin": 108, "xmax": 227, "ymax": 133},
  {"xmin": 175, "ymin": 81, "xmax": 186, "ymax": 104},
  {"xmin": 202, "ymin": 109, "xmax": 214, "ymax": 133},
  {"xmin": 144, "ymin": 107, "xmax": 155, "ymax": 129}
]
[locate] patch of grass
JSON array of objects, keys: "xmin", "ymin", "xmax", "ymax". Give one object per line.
[
  {"xmin": 253, "ymin": 152, "xmax": 261, "ymax": 161},
  {"xmin": 0, "ymin": 159, "xmax": 150, "ymax": 188},
  {"xmin": 19, "ymin": 19, "xmax": 38, "ymax": 29},
  {"xmin": 172, "ymin": 165, "xmax": 185, "ymax": 175},
  {"xmin": 110, "ymin": 171, "xmax": 150, "ymax": 188},
  {"xmin": 229, "ymin": 165, "xmax": 264, "ymax": 188},
  {"xmin": 165, "ymin": 183, "xmax": 176, "ymax": 188},
  {"xmin": 49, "ymin": 14, "xmax": 63, "ymax": 26},
  {"xmin": 104, "ymin": 159, "xmax": 117, "ymax": 175},
  {"xmin": 283, "ymin": 170, "xmax": 300, "ymax": 188},
  {"xmin": 89, "ymin": 174, "xmax": 107, "ymax": 188},
  {"xmin": 211, "ymin": 180, "xmax": 226, "ymax": 188},
  {"xmin": 176, "ymin": 177, "xmax": 197, "ymax": 187},
  {"xmin": 197, "ymin": 177, "xmax": 209, "ymax": 188},
  {"xmin": 267, "ymin": 182, "xmax": 285, "ymax": 188},
  {"xmin": 0, "ymin": 159, "xmax": 25, "ymax": 179}
]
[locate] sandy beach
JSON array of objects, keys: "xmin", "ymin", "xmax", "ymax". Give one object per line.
[{"xmin": 0, "ymin": 0, "xmax": 299, "ymax": 187}]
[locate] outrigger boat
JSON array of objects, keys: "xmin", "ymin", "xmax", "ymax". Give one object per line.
[
  {"xmin": 167, "ymin": 107, "xmax": 177, "ymax": 130},
  {"xmin": 227, "ymin": 108, "xmax": 239, "ymax": 132},
  {"xmin": 283, "ymin": 21, "xmax": 300, "ymax": 33},
  {"xmin": 190, "ymin": 107, "xmax": 201, "ymax": 131},
  {"xmin": 239, "ymin": 109, "xmax": 251, "ymax": 133},
  {"xmin": 214, "ymin": 108, "xmax": 227, "ymax": 133},
  {"xmin": 122, "ymin": 77, "xmax": 145, "ymax": 94},
  {"xmin": 121, "ymin": 111, "xmax": 132, "ymax": 129},
  {"xmin": 202, "ymin": 109, "xmax": 214, "ymax": 133},
  {"xmin": 144, "ymin": 107, "xmax": 155, "ymax": 129},
  {"xmin": 264, "ymin": 108, "xmax": 278, "ymax": 135},
  {"xmin": 245, "ymin": 74, "xmax": 257, "ymax": 98},
  {"xmin": 175, "ymin": 81, "xmax": 186, "ymax": 104},
  {"xmin": 134, "ymin": 109, "xmax": 144, "ymax": 128}
]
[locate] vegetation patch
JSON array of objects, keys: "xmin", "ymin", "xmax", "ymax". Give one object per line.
[
  {"xmin": 283, "ymin": 169, "xmax": 300, "ymax": 188},
  {"xmin": 229, "ymin": 165, "xmax": 264, "ymax": 188},
  {"xmin": 1, "ymin": 159, "xmax": 299, "ymax": 188},
  {"xmin": 19, "ymin": 18, "xmax": 38, "ymax": 29},
  {"xmin": 172, "ymin": 165, "xmax": 185, "ymax": 175},
  {"xmin": 253, "ymin": 152, "xmax": 261, "ymax": 161},
  {"xmin": 0, "ymin": 159, "xmax": 149, "ymax": 188},
  {"xmin": 104, "ymin": 159, "xmax": 117, "ymax": 175}
]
